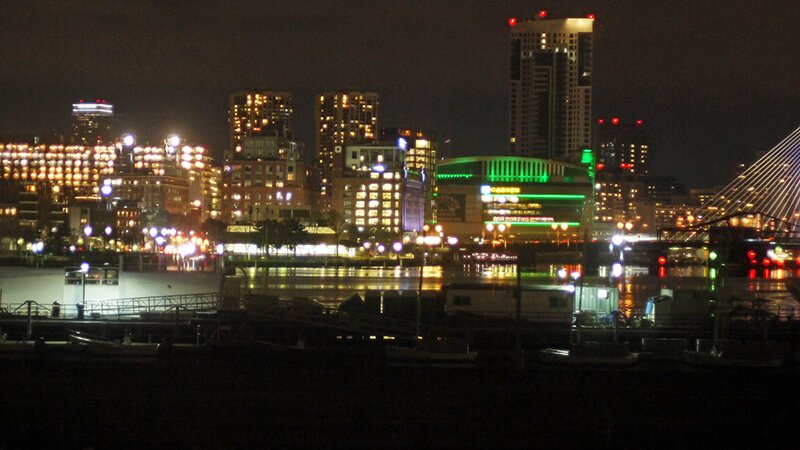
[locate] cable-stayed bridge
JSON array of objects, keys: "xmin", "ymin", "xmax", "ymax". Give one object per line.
[{"xmin": 664, "ymin": 125, "xmax": 800, "ymax": 243}]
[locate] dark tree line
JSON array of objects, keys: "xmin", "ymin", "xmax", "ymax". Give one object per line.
[{"xmin": 253, "ymin": 218, "xmax": 309, "ymax": 255}]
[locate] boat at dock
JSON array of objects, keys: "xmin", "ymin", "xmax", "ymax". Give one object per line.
[
  {"xmin": 684, "ymin": 340, "xmax": 784, "ymax": 367},
  {"xmin": 386, "ymin": 338, "xmax": 477, "ymax": 369},
  {"xmin": 540, "ymin": 341, "xmax": 638, "ymax": 366},
  {"xmin": 67, "ymin": 330, "xmax": 160, "ymax": 357}
]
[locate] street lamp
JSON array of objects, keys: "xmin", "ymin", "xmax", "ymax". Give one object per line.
[
  {"xmin": 80, "ymin": 262, "xmax": 90, "ymax": 307},
  {"xmin": 417, "ymin": 224, "xmax": 431, "ymax": 336},
  {"xmin": 84, "ymin": 225, "xmax": 93, "ymax": 251},
  {"xmin": 392, "ymin": 242, "xmax": 403, "ymax": 266}
]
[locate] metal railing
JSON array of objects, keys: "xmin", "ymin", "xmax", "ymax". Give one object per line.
[{"xmin": 85, "ymin": 292, "xmax": 219, "ymax": 318}]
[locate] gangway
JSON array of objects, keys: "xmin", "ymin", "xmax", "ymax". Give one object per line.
[{"xmin": 85, "ymin": 292, "xmax": 219, "ymax": 319}]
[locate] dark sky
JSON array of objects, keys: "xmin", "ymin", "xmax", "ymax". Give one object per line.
[{"xmin": 1, "ymin": 0, "xmax": 798, "ymax": 188}]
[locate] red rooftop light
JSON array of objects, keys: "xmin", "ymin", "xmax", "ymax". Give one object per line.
[
  {"xmin": 538, "ymin": 10, "xmax": 547, "ymax": 18},
  {"xmin": 611, "ymin": 117, "xmax": 620, "ymax": 125},
  {"xmin": 597, "ymin": 118, "xmax": 605, "ymax": 125},
  {"xmin": 636, "ymin": 119, "xmax": 644, "ymax": 126},
  {"xmin": 508, "ymin": 17, "xmax": 517, "ymax": 26},
  {"xmin": 588, "ymin": 14, "xmax": 596, "ymax": 20}
]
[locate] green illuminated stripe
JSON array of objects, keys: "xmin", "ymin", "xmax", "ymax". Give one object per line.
[
  {"xmin": 488, "ymin": 194, "xmax": 585, "ymax": 200},
  {"xmin": 437, "ymin": 173, "xmax": 473, "ymax": 179},
  {"xmin": 485, "ymin": 221, "xmax": 582, "ymax": 227}
]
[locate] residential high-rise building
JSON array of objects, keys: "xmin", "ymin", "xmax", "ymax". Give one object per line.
[
  {"xmin": 222, "ymin": 136, "xmax": 319, "ymax": 223},
  {"xmin": 332, "ymin": 143, "xmax": 424, "ymax": 236},
  {"xmin": 70, "ymin": 100, "xmax": 115, "ymax": 145},
  {"xmin": 381, "ymin": 128, "xmax": 438, "ymax": 222},
  {"xmin": 228, "ymin": 91, "xmax": 293, "ymax": 158},
  {"xmin": 508, "ymin": 16, "xmax": 593, "ymax": 162},
  {"xmin": 316, "ymin": 91, "xmax": 379, "ymax": 211}
]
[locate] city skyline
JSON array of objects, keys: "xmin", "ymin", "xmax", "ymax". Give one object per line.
[{"xmin": 1, "ymin": 0, "xmax": 799, "ymax": 188}]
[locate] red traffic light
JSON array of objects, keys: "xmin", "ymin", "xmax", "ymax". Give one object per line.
[
  {"xmin": 538, "ymin": 10, "xmax": 548, "ymax": 18},
  {"xmin": 747, "ymin": 250, "xmax": 757, "ymax": 259},
  {"xmin": 763, "ymin": 258, "xmax": 771, "ymax": 267},
  {"xmin": 657, "ymin": 256, "xmax": 667, "ymax": 266}
]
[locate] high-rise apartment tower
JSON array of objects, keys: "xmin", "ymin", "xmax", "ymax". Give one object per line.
[
  {"xmin": 508, "ymin": 16, "xmax": 593, "ymax": 162},
  {"xmin": 228, "ymin": 91, "xmax": 293, "ymax": 158},
  {"xmin": 315, "ymin": 91, "xmax": 379, "ymax": 211}
]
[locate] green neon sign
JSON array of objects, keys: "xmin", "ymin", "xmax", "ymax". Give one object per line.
[
  {"xmin": 580, "ymin": 149, "xmax": 594, "ymax": 165},
  {"xmin": 484, "ymin": 221, "xmax": 582, "ymax": 227},
  {"xmin": 486, "ymin": 194, "xmax": 585, "ymax": 200}
]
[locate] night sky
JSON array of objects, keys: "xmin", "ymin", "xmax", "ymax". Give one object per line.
[{"xmin": 1, "ymin": 0, "xmax": 798, "ymax": 188}]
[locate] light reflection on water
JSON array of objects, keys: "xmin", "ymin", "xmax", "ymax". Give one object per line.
[{"xmin": 245, "ymin": 264, "xmax": 799, "ymax": 313}]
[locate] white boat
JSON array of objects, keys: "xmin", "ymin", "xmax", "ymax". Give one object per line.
[
  {"xmin": 386, "ymin": 338, "xmax": 477, "ymax": 368},
  {"xmin": 540, "ymin": 341, "xmax": 638, "ymax": 366},
  {"xmin": 68, "ymin": 330, "xmax": 160, "ymax": 357},
  {"xmin": 685, "ymin": 341, "xmax": 784, "ymax": 367}
]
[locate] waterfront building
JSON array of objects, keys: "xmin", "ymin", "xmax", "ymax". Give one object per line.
[
  {"xmin": 436, "ymin": 156, "xmax": 594, "ymax": 241},
  {"xmin": 508, "ymin": 15, "xmax": 593, "ymax": 162},
  {"xmin": 316, "ymin": 91, "xmax": 379, "ymax": 211},
  {"xmin": 222, "ymin": 136, "xmax": 319, "ymax": 223},
  {"xmin": 70, "ymin": 100, "xmax": 115, "ymax": 145},
  {"xmin": 0, "ymin": 142, "xmax": 117, "ymax": 236},
  {"xmin": 381, "ymin": 128, "xmax": 438, "ymax": 222},
  {"xmin": 110, "ymin": 138, "xmax": 214, "ymax": 219},
  {"xmin": 228, "ymin": 91, "xmax": 293, "ymax": 158},
  {"xmin": 331, "ymin": 143, "xmax": 424, "ymax": 236}
]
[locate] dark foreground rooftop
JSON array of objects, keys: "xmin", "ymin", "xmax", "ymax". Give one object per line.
[{"xmin": 1, "ymin": 356, "xmax": 798, "ymax": 448}]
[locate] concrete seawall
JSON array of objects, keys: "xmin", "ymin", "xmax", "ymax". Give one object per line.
[{"xmin": 0, "ymin": 267, "xmax": 218, "ymax": 307}]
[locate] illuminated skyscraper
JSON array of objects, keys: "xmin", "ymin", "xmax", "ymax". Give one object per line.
[
  {"xmin": 228, "ymin": 91, "xmax": 293, "ymax": 158},
  {"xmin": 508, "ymin": 15, "xmax": 593, "ymax": 162},
  {"xmin": 70, "ymin": 100, "xmax": 114, "ymax": 145},
  {"xmin": 316, "ymin": 91, "xmax": 379, "ymax": 211},
  {"xmin": 381, "ymin": 128, "xmax": 438, "ymax": 222}
]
